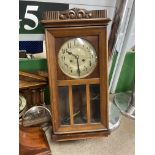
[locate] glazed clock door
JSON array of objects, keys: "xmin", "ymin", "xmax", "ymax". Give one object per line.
[{"xmin": 58, "ymin": 38, "xmax": 102, "ymax": 128}]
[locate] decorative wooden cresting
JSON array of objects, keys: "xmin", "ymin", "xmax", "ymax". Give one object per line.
[
  {"xmin": 43, "ymin": 8, "xmax": 107, "ymax": 20},
  {"xmin": 42, "ymin": 8, "xmax": 111, "ymax": 141}
]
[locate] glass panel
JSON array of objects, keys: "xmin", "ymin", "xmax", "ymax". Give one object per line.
[
  {"xmin": 58, "ymin": 86, "xmax": 70, "ymax": 125},
  {"xmin": 73, "ymin": 85, "xmax": 87, "ymax": 124},
  {"xmin": 90, "ymin": 84, "xmax": 101, "ymax": 123}
]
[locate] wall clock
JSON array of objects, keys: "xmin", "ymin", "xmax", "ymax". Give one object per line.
[{"xmin": 42, "ymin": 8, "xmax": 111, "ymax": 141}]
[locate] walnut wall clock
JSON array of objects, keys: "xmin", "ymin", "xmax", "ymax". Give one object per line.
[{"xmin": 41, "ymin": 8, "xmax": 111, "ymax": 141}]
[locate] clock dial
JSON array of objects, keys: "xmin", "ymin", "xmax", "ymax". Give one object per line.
[{"xmin": 58, "ymin": 38, "xmax": 97, "ymax": 79}]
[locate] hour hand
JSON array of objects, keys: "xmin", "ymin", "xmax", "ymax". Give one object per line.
[
  {"xmin": 66, "ymin": 50, "xmax": 72, "ymax": 55},
  {"xmin": 66, "ymin": 50, "xmax": 77, "ymax": 58}
]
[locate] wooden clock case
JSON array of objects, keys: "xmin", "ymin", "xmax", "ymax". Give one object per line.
[{"xmin": 41, "ymin": 8, "xmax": 111, "ymax": 141}]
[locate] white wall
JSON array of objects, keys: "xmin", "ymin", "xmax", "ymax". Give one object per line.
[
  {"xmin": 29, "ymin": 0, "xmax": 134, "ymax": 57},
  {"xmin": 41, "ymin": 0, "xmax": 134, "ymax": 50},
  {"xmin": 20, "ymin": 0, "xmax": 117, "ymax": 7}
]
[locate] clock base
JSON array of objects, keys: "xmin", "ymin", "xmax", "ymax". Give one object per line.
[{"xmin": 51, "ymin": 130, "xmax": 110, "ymax": 141}]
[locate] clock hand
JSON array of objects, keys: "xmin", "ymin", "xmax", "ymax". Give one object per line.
[
  {"xmin": 66, "ymin": 50, "xmax": 77, "ymax": 58},
  {"xmin": 76, "ymin": 56, "xmax": 80, "ymax": 77},
  {"xmin": 66, "ymin": 50, "xmax": 80, "ymax": 76}
]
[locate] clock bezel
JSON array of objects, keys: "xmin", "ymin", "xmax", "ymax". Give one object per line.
[{"xmin": 58, "ymin": 37, "xmax": 98, "ymax": 79}]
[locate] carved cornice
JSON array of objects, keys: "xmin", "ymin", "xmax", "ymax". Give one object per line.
[{"xmin": 42, "ymin": 8, "xmax": 107, "ymax": 21}]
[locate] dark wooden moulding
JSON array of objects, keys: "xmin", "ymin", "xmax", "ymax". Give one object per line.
[
  {"xmin": 19, "ymin": 71, "xmax": 48, "ymax": 109},
  {"xmin": 41, "ymin": 8, "xmax": 111, "ymax": 141}
]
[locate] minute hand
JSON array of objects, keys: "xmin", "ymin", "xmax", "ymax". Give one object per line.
[{"xmin": 76, "ymin": 56, "xmax": 80, "ymax": 77}]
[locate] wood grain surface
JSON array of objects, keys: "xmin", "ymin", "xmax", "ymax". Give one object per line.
[{"xmin": 19, "ymin": 126, "xmax": 51, "ymax": 155}]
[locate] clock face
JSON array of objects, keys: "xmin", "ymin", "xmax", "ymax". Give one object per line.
[{"xmin": 58, "ymin": 38, "xmax": 97, "ymax": 79}]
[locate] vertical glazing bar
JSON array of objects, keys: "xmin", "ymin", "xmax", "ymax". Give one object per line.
[
  {"xmin": 69, "ymin": 85, "xmax": 74, "ymax": 125},
  {"xmin": 86, "ymin": 84, "xmax": 91, "ymax": 124}
]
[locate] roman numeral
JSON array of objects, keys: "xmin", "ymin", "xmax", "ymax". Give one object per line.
[
  {"xmin": 62, "ymin": 49, "xmax": 65, "ymax": 54},
  {"xmin": 89, "ymin": 61, "xmax": 92, "ymax": 66},
  {"xmin": 64, "ymin": 63, "xmax": 68, "ymax": 68},
  {"xmin": 87, "ymin": 47, "xmax": 89, "ymax": 50},
  {"xmin": 67, "ymin": 42, "xmax": 71, "ymax": 48},
  {"xmin": 84, "ymin": 66, "xmax": 87, "ymax": 71},
  {"xmin": 69, "ymin": 67, "xmax": 73, "ymax": 73}
]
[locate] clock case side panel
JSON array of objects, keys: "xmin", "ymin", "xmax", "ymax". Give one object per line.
[
  {"xmin": 98, "ymin": 28, "xmax": 109, "ymax": 129},
  {"xmin": 45, "ymin": 26, "xmax": 109, "ymax": 134},
  {"xmin": 45, "ymin": 30, "xmax": 60, "ymax": 132}
]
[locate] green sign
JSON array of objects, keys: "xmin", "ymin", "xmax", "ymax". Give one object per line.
[{"xmin": 19, "ymin": 1, "xmax": 69, "ymax": 34}]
